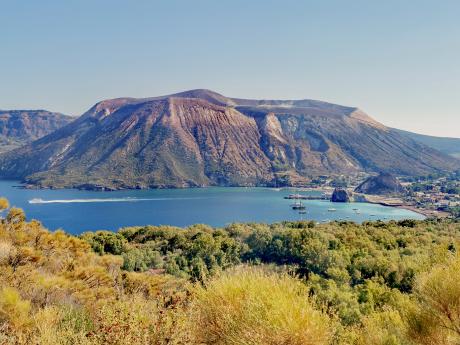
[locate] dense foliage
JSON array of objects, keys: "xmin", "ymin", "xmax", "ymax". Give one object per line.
[
  {"xmin": 2, "ymin": 197, "xmax": 460, "ymax": 344},
  {"xmin": 0, "ymin": 199, "xmax": 190, "ymax": 344},
  {"xmin": 82, "ymin": 219, "xmax": 460, "ymax": 325}
]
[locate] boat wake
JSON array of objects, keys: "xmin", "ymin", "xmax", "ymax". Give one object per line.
[{"xmin": 28, "ymin": 197, "xmax": 199, "ymax": 204}]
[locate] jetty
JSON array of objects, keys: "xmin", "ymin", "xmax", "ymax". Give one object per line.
[{"xmin": 284, "ymin": 194, "xmax": 330, "ymax": 200}]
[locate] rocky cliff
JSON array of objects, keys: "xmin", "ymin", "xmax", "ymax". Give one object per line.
[
  {"xmin": 331, "ymin": 188, "xmax": 351, "ymax": 202},
  {"xmin": 0, "ymin": 110, "xmax": 73, "ymax": 153}
]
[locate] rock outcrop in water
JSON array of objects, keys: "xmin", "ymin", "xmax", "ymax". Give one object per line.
[
  {"xmin": 0, "ymin": 90, "xmax": 458, "ymax": 189},
  {"xmin": 331, "ymin": 188, "xmax": 351, "ymax": 202}
]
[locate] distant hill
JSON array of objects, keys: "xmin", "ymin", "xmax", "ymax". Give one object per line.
[
  {"xmin": 0, "ymin": 110, "xmax": 73, "ymax": 153},
  {"xmin": 393, "ymin": 128, "xmax": 460, "ymax": 159},
  {"xmin": 0, "ymin": 90, "xmax": 458, "ymax": 190},
  {"xmin": 355, "ymin": 172, "xmax": 405, "ymax": 195}
]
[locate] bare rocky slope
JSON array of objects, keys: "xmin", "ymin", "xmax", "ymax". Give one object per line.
[
  {"xmin": 0, "ymin": 90, "xmax": 458, "ymax": 189},
  {"xmin": 393, "ymin": 128, "xmax": 460, "ymax": 159},
  {"xmin": 0, "ymin": 110, "xmax": 73, "ymax": 153},
  {"xmin": 355, "ymin": 172, "xmax": 405, "ymax": 195}
]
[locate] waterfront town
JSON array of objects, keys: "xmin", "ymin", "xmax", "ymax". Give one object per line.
[{"xmin": 296, "ymin": 171, "xmax": 460, "ymax": 219}]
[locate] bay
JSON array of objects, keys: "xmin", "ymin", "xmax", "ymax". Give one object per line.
[{"xmin": 0, "ymin": 180, "xmax": 425, "ymax": 235}]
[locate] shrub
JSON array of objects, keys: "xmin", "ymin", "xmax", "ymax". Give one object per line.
[
  {"xmin": 0, "ymin": 198, "xmax": 9, "ymax": 211},
  {"xmin": 190, "ymin": 266, "xmax": 332, "ymax": 345},
  {"xmin": 0, "ymin": 286, "xmax": 31, "ymax": 330},
  {"xmin": 407, "ymin": 255, "xmax": 460, "ymax": 345}
]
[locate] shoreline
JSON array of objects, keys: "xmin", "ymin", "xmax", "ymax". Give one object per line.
[
  {"xmin": 360, "ymin": 195, "xmax": 449, "ymax": 218},
  {"xmin": 395, "ymin": 204, "xmax": 449, "ymax": 218},
  {"xmin": 11, "ymin": 180, "xmax": 335, "ymax": 193}
]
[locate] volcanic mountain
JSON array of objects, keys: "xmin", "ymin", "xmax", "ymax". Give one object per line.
[
  {"xmin": 0, "ymin": 110, "xmax": 73, "ymax": 153},
  {"xmin": 0, "ymin": 90, "xmax": 458, "ymax": 189}
]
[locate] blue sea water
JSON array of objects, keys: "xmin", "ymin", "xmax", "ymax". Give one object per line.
[{"xmin": 0, "ymin": 180, "xmax": 425, "ymax": 235}]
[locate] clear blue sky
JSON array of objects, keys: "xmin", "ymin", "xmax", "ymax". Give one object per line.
[{"xmin": 1, "ymin": 0, "xmax": 459, "ymax": 137}]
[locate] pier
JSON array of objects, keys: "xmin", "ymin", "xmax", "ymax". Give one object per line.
[{"xmin": 284, "ymin": 194, "xmax": 330, "ymax": 201}]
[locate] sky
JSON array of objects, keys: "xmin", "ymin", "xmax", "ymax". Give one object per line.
[{"xmin": 1, "ymin": 0, "xmax": 459, "ymax": 137}]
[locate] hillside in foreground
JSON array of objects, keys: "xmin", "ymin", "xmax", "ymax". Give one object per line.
[
  {"xmin": 0, "ymin": 90, "xmax": 458, "ymax": 190},
  {"xmin": 1, "ymin": 198, "xmax": 460, "ymax": 344}
]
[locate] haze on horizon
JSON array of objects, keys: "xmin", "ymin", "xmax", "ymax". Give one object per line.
[{"xmin": 1, "ymin": 0, "xmax": 459, "ymax": 138}]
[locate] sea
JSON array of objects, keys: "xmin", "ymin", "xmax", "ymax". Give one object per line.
[{"xmin": 0, "ymin": 180, "xmax": 425, "ymax": 235}]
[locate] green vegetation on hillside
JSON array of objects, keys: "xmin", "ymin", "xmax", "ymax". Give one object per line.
[{"xmin": 1, "ymin": 197, "xmax": 460, "ymax": 344}]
